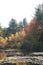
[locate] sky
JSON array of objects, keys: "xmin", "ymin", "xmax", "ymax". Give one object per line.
[{"xmin": 0, "ymin": 0, "xmax": 43, "ymax": 27}]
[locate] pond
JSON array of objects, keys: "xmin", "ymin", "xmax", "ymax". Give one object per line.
[{"xmin": 0, "ymin": 49, "xmax": 43, "ymax": 65}]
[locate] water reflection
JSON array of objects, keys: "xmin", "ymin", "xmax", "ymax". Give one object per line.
[
  {"xmin": 0, "ymin": 49, "xmax": 24, "ymax": 56},
  {"xmin": 0, "ymin": 49, "xmax": 41, "ymax": 65}
]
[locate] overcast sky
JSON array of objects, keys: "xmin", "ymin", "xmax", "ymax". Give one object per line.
[{"xmin": 0, "ymin": 0, "xmax": 43, "ymax": 27}]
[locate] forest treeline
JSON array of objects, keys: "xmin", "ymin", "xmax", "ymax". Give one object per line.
[{"xmin": 0, "ymin": 4, "xmax": 43, "ymax": 52}]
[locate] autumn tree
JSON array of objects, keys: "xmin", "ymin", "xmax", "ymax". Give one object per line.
[{"xmin": 24, "ymin": 4, "xmax": 43, "ymax": 52}]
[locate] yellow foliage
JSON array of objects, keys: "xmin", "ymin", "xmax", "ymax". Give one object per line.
[
  {"xmin": 15, "ymin": 32, "xmax": 19, "ymax": 38},
  {"xmin": 8, "ymin": 36, "xmax": 12, "ymax": 41},
  {"xmin": 10, "ymin": 34, "xmax": 15, "ymax": 39},
  {"xmin": 20, "ymin": 29, "xmax": 26, "ymax": 37},
  {"xmin": 0, "ymin": 28, "xmax": 26, "ymax": 48},
  {"xmin": 0, "ymin": 37, "xmax": 6, "ymax": 46},
  {"xmin": 5, "ymin": 37, "xmax": 8, "ymax": 41}
]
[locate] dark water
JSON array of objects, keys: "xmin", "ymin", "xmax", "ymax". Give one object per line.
[{"xmin": 0, "ymin": 62, "xmax": 39, "ymax": 65}]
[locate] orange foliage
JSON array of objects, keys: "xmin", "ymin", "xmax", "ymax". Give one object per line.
[{"xmin": 24, "ymin": 17, "xmax": 37, "ymax": 34}]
